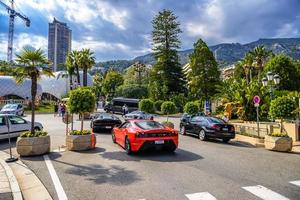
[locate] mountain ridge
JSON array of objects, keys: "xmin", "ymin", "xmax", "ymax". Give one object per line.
[{"xmin": 93, "ymin": 38, "xmax": 300, "ymax": 72}]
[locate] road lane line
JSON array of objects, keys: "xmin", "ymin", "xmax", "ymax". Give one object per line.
[
  {"xmin": 185, "ymin": 192, "xmax": 217, "ymax": 200},
  {"xmin": 289, "ymin": 180, "xmax": 300, "ymax": 187},
  {"xmin": 242, "ymin": 185, "xmax": 289, "ymax": 200},
  {"xmin": 44, "ymin": 155, "xmax": 68, "ymax": 200}
]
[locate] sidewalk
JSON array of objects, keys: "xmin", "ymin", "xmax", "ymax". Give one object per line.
[
  {"xmin": 0, "ymin": 156, "xmax": 22, "ymax": 200},
  {"xmin": 292, "ymin": 141, "xmax": 300, "ymax": 153},
  {"xmin": 0, "ymin": 151, "xmax": 52, "ymax": 200}
]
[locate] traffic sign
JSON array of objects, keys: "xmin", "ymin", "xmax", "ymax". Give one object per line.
[{"xmin": 253, "ymin": 96, "xmax": 261, "ymax": 104}]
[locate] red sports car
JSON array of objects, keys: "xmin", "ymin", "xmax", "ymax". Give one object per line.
[{"xmin": 112, "ymin": 120, "xmax": 178, "ymax": 154}]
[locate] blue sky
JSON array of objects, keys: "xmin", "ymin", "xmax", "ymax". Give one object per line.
[{"xmin": 0, "ymin": 0, "xmax": 300, "ymax": 61}]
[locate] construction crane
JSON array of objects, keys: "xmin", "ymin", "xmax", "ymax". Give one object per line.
[{"xmin": 0, "ymin": 0, "xmax": 30, "ymax": 62}]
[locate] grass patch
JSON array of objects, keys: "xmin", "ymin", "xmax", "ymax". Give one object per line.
[
  {"xmin": 25, "ymin": 103, "xmax": 54, "ymax": 113},
  {"xmin": 20, "ymin": 131, "xmax": 48, "ymax": 138}
]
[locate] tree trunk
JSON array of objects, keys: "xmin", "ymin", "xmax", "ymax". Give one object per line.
[
  {"xmin": 83, "ymin": 67, "xmax": 87, "ymax": 86},
  {"xmin": 31, "ymin": 74, "xmax": 37, "ymax": 134},
  {"xmin": 69, "ymin": 73, "xmax": 73, "ymax": 90},
  {"xmin": 81, "ymin": 113, "xmax": 84, "ymax": 132},
  {"xmin": 76, "ymin": 66, "xmax": 80, "ymax": 86}
]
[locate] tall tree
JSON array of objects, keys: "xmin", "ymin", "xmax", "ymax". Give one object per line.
[
  {"xmin": 79, "ymin": 49, "xmax": 95, "ymax": 86},
  {"xmin": 66, "ymin": 50, "xmax": 81, "ymax": 86},
  {"xmin": 0, "ymin": 60, "xmax": 14, "ymax": 75},
  {"xmin": 14, "ymin": 47, "xmax": 53, "ymax": 134},
  {"xmin": 187, "ymin": 39, "xmax": 220, "ymax": 100},
  {"xmin": 102, "ymin": 69, "xmax": 124, "ymax": 98},
  {"xmin": 151, "ymin": 9, "xmax": 185, "ymax": 96},
  {"xmin": 250, "ymin": 45, "xmax": 272, "ymax": 82}
]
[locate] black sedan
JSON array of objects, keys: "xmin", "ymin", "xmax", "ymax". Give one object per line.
[
  {"xmin": 90, "ymin": 113, "xmax": 122, "ymax": 132},
  {"xmin": 180, "ymin": 116, "xmax": 235, "ymax": 142}
]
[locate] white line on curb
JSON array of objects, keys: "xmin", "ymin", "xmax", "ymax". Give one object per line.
[
  {"xmin": 0, "ymin": 159, "xmax": 23, "ymax": 200},
  {"xmin": 242, "ymin": 185, "xmax": 289, "ymax": 200},
  {"xmin": 289, "ymin": 180, "xmax": 300, "ymax": 187},
  {"xmin": 185, "ymin": 192, "xmax": 217, "ymax": 200},
  {"xmin": 44, "ymin": 155, "xmax": 68, "ymax": 200}
]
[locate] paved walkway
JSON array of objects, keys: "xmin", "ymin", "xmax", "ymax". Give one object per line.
[{"xmin": 0, "ymin": 159, "xmax": 13, "ymax": 200}]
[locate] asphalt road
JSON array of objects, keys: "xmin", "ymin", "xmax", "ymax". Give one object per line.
[{"xmin": 0, "ymin": 113, "xmax": 300, "ymax": 200}]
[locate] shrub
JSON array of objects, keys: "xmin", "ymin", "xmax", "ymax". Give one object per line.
[
  {"xmin": 269, "ymin": 96, "xmax": 296, "ymax": 120},
  {"xmin": 154, "ymin": 100, "xmax": 164, "ymax": 112},
  {"xmin": 20, "ymin": 131, "xmax": 48, "ymax": 138},
  {"xmin": 170, "ymin": 93, "xmax": 187, "ymax": 113},
  {"xmin": 161, "ymin": 101, "xmax": 177, "ymax": 115},
  {"xmin": 69, "ymin": 130, "xmax": 91, "ymax": 135},
  {"xmin": 184, "ymin": 101, "xmax": 199, "ymax": 115},
  {"xmin": 269, "ymin": 133, "xmax": 289, "ymax": 137},
  {"xmin": 139, "ymin": 99, "xmax": 155, "ymax": 113},
  {"xmin": 116, "ymin": 84, "xmax": 148, "ymax": 99},
  {"xmin": 68, "ymin": 87, "xmax": 96, "ymax": 131}
]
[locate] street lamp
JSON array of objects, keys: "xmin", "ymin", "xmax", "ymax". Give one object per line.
[{"xmin": 262, "ymin": 71, "xmax": 280, "ymax": 102}]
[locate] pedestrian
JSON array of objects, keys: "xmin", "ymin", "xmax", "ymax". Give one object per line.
[
  {"xmin": 223, "ymin": 114, "xmax": 229, "ymax": 123},
  {"xmin": 58, "ymin": 102, "xmax": 62, "ymax": 116},
  {"xmin": 125, "ymin": 104, "xmax": 129, "ymax": 115},
  {"xmin": 61, "ymin": 104, "xmax": 66, "ymax": 117},
  {"xmin": 54, "ymin": 102, "xmax": 58, "ymax": 117},
  {"xmin": 122, "ymin": 104, "xmax": 127, "ymax": 116}
]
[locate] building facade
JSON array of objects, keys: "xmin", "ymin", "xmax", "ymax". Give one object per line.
[{"xmin": 48, "ymin": 18, "xmax": 72, "ymax": 72}]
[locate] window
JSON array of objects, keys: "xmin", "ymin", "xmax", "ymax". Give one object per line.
[
  {"xmin": 207, "ymin": 117, "xmax": 225, "ymax": 124},
  {"xmin": 191, "ymin": 116, "xmax": 202, "ymax": 122},
  {"xmin": 135, "ymin": 121, "xmax": 164, "ymax": 130},
  {"xmin": 0, "ymin": 117, "xmax": 6, "ymax": 126},
  {"xmin": 9, "ymin": 116, "xmax": 27, "ymax": 125},
  {"xmin": 120, "ymin": 122, "xmax": 129, "ymax": 128}
]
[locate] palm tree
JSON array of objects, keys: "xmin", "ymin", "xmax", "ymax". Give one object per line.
[
  {"xmin": 14, "ymin": 47, "xmax": 53, "ymax": 134},
  {"xmin": 250, "ymin": 45, "xmax": 271, "ymax": 82},
  {"xmin": 66, "ymin": 50, "xmax": 81, "ymax": 86},
  {"xmin": 78, "ymin": 49, "xmax": 95, "ymax": 86},
  {"xmin": 240, "ymin": 53, "xmax": 254, "ymax": 83}
]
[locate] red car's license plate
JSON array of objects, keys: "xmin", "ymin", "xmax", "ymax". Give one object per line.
[{"xmin": 155, "ymin": 140, "xmax": 164, "ymax": 144}]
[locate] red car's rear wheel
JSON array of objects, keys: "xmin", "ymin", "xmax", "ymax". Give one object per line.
[{"xmin": 125, "ymin": 137, "xmax": 132, "ymax": 155}]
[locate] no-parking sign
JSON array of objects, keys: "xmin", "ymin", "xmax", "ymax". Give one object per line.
[{"xmin": 253, "ymin": 96, "xmax": 260, "ymax": 107}]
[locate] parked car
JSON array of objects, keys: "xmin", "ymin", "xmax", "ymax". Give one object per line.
[
  {"xmin": 90, "ymin": 113, "xmax": 122, "ymax": 132},
  {"xmin": 0, "ymin": 103, "xmax": 24, "ymax": 116},
  {"xmin": 112, "ymin": 120, "xmax": 178, "ymax": 154},
  {"xmin": 124, "ymin": 111, "xmax": 154, "ymax": 120},
  {"xmin": 0, "ymin": 114, "xmax": 43, "ymax": 140},
  {"xmin": 180, "ymin": 116, "xmax": 235, "ymax": 142}
]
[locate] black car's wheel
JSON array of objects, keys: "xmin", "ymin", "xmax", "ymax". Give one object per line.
[
  {"xmin": 179, "ymin": 126, "xmax": 186, "ymax": 135},
  {"xmin": 222, "ymin": 138, "xmax": 230, "ymax": 143},
  {"xmin": 125, "ymin": 137, "xmax": 132, "ymax": 155},
  {"xmin": 112, "ymin": 131, "xmax": 116, "ymax": 143},
  {"xmin": 199, "ymin": 129, "xmax": 207, "ymax": 141}
]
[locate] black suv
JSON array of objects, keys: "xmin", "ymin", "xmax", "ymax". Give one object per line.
[{"xmin": 180, "ymin": 115, "xmax": 235, "ymax": 142}]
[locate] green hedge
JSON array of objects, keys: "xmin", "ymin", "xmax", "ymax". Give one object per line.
[
  {"xmin": 69, "ymin": 130, "xmax": 91, "ymax": 135},
  {"xmin": 139, "ymin": 99, "xmax": 155, "ymax": 113},
  {"xmin": 154, "ymin": 100, "xmax": 164, "ymax": 112},
  {"xmin": 161, "ymin": 101, "xmax": 177, "ymax": 115},
  {"xmin": 184, "ymin": 101, "xmax": 199, "ymax": 115},
  {"xmin": 269, "ymin": 96, "xmax": 296, "ymax": 120}
]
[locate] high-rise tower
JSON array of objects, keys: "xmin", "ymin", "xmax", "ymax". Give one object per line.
[{"xmin": 48, "ymin": 18, "xmax": 71, "ymax": 71}]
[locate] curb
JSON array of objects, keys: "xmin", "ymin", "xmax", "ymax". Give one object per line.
[
  {"xmin": 0, "ymin": 158, "xmax": 23, "ymax": 200},
  {"xmin": 0, "ymin": 151, "xmax": 53, "ymax": 200}
]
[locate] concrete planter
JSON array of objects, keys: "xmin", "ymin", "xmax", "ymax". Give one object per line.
[
  {"xmin": 264, "ymin": 135, "xmax": 293, "ymax": 152},
  {"xmin": 66, "ymin": 134, "xmax": 96, "ymax": 151},
  {"xmin": 16, "ymin": 135, "xmax": 50, "ymax": 156},
  {"xmin": 162, "ymin": 122, "xmax": 174, "ymax": 129}
]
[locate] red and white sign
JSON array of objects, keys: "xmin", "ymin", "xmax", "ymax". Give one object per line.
[{"xmin": 253, "ymin": 96, "xmax": 261, "ymax": 105}]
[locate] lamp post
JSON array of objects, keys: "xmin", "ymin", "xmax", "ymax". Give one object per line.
[{"xmin": 262, "ymin": 71, "xmax": 280, "ymax": 121}]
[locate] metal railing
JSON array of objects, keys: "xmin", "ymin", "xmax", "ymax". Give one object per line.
[{"xmin": 234, "ymin": 124, "xmax": 269, "ymax": 138}]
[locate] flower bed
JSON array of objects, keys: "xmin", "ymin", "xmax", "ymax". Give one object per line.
[{"xmin": 17, "ymin": 131, "xmax": 50, "ymax": 156}]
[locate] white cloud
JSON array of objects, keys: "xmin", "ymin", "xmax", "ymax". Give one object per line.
[
  {"xmin": 185, "ymin": 0, "xmax": 227, "ymax": 42},
  {"xmin": 0, "ymin": 33, "xmax": 48, "ymax": 60},
  {"xmin": 95, "ymin": 1, "xmax": 129, "ymax": 30},
  {"xmin": 276, "ymin": 23, "xmax": 299, "ymax": 38},
  {"xmin": 72, "ymin": 40, "xmax": 130, "ymax": 52}
]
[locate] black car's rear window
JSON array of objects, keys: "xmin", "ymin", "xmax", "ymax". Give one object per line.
[
  {"xmin": 135, "ymin": 121, "xmax": 164, "ymax": 130},
  {"xmin": 98, "ymin": 114, "xmax": 118, "ymax": 120},
  {"xmin": 207, "ymin": 117, "xmax": 225, "ymax": 124}
]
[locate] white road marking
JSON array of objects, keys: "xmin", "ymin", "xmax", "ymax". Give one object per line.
[
  {"xmin": 289, "ymin": 180, "xmax": 300, "ymax": 187},
  {"xmin": 44, "ymin": 155, "xmax": 68, "ymax": 200},
  {"xmin": 242, "ymin": 185, "xmax": 289, "ymax": 200},
  {"xmin": 185, "ymin": 192, "xmax": 217, "ymax": 200}
]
